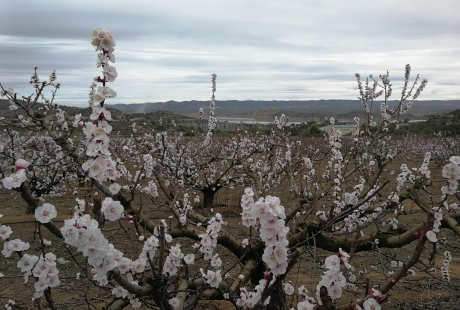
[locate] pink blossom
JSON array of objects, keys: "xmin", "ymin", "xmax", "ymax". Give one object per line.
[
  {"xmin": 363, "ymin": 298, "xmax": 381, "ymax": 310},
  {"xmin": 426, "ymin": 230, "xmax": 437, "ymax": 243},
  {"xmin": 211, "ymin": 254, "xmax": 222, "ymax": 268},
  {"xmin": 109, "ymin": 183, "xmax": 121, "ymax": 195},
  {"xmin": 15, "ymin": 159, "xmax": 30, "ymax": 171},
  {"xmin": 101, "ymin": 197, "xmax": 123, "ymax": 221},
  {"xmin": 2, "ymin": 169, "xmax": 27, "ymax": 189},
  {"xmin": 17, "ymin": 254, "xmax": 39, "ymax": 272},
  {"xmin": 325, "ymin": 255, "xmax": 341, "ymax": 272},
  {"xmin": 8, "ymin": 238, "xmax": 30, "ymax": 252},
  {"xmin": 34, "ymin": 203, "xmax": 57, "ymax": 223},
  {"xmin": 283, "ymin": 282, "xmax": 294, "ymax": 295},
  {"xmin": 449, "ymin": 156, "xmax": 460, "ymax": 165},
  {"xmin": 184, "ymin": 254, "xmax": 195, "ymax": 265},
  {"xmin": 0, "ymin": 225, "xmax": 12, "ymax": 240},
  {"xmin": 169, "ymin": 297, "xmax": 180, "ymax": 309},
  {"xmin": 2, "ymin": 241, "xmax": 12, "ymax": 257}
]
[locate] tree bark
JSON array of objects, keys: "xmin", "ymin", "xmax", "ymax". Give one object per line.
[
  {"xmin": 265, "ymin": 281, "xmax": 287, "ymax": 310},
  {"xmin": 201, "ymin": 187, "xmax": 216, "ymax": 208},
  {"xmin": 318, "ymin": 286, "xmax": 335, "ymax": 310}
]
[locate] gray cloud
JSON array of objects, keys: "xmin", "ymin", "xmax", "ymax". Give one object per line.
[{"xmin": 0, "ymin": 0, "xmax": 458, "ymax": 106}]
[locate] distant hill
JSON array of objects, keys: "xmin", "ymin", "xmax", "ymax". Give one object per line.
[
  {"xmin": 107, "ymin": 99, "xmax": 460, "ymax": 120},
  {"xmin": 0, "ymin": 99, "xmax": 124, "ymax": 120},
  {"xmin": 394, "ymin": 109, "xmax": 460, "ymax": 136},
  {"xmin": 0, "ymin": 99, "xmax": 196, "ymax": 135},
  {"xmin": 4, "ymin": 99, "xmax": 457, "ymax": 121},
  {"xmin": 2, "ymin": 98, "xmax": 460, "ymax": 137},
  {"xmin": 3, "ymin": 98, "xmax": 459, "ymax": 125}
]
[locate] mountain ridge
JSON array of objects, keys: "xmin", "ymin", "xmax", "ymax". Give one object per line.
[{"xmin": 106, "ymin": 99, "xmax": 460, "ymax": 119}]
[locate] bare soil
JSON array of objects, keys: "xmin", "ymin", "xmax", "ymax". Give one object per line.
[{"xmin": 1, "ymin": 160, "xmax": 459, "ymax": 309}]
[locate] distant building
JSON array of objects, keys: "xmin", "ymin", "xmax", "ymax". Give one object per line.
[{"xmin": 320, "ymin": 124, "xmax": 356, "ymax": 135}]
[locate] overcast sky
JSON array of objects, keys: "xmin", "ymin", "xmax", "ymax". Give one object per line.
[{"xmin": 0, "ymin": 0, "xmax": 459, "ymax": 107}]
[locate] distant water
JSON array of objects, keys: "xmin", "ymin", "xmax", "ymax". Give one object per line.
[{"xmin": 218, "ymin": 117, "xmax": 303, "ymax": 125}]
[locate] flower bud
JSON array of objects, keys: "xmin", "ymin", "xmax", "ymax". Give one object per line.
[{"xmin": 15, "ymin": 159, "xmax": 30, "ymax": 171}]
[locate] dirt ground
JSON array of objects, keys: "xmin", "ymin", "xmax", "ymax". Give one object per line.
[{"xmin": 1, "ymin": 161, "xmax": 460, "ymax": 309}]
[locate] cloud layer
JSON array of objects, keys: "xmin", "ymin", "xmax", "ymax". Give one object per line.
[{"xmin": 1, "ymin": 0, "xmax": 459, "ymax": 106}]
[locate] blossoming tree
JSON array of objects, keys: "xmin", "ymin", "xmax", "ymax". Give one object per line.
[{"xmin": 0, "ymin": 29, "xmax": 459, "ymax": 310}]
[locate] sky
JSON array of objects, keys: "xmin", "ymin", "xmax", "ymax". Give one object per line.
[{"xmin": 0, "ymin": 0, "xmax": 459, "ymax": 107}]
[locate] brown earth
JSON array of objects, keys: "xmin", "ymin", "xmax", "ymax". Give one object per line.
[{"xmin": 1, "ymin": 159, "xmax": 459, "ymax": 309}]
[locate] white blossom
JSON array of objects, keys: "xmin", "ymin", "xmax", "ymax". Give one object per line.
[{"xmin": 35, "ymin": 203, "xmax": 57, "ymax": 223}]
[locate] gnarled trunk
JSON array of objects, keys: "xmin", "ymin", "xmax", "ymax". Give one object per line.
[
  {"xmin": 201, "ymin": 187, "xmax": 217, "ymax": 208},
  {"xmin": 265, "ymin": 281, "xmax": 287, "ymax": 310}
]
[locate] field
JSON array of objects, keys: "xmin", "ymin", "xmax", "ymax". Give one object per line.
[{"xmin": 1, "ymin": 143, "xmax": 459, "ymax": 310}]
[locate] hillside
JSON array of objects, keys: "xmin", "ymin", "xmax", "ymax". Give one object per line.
[
  {"xmin": 3, "ymin": 98, "xmax": 460, "ymax": 136},
  {"xmin": 0, "ymin": 100, "xmax": 195, "ymax": 135},
  {"xmin": 0, "ymin": 99, "xmax": 124, "ymax": 120},
  {"xmin": 394, "ymin": 109, "xmax": 460, "ymax": 135},
  {"xmin": 107, "ymin": 99, "xmax": 460, "ymax": 120}
]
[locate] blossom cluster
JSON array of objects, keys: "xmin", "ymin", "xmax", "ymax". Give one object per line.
[
  {"xmin": 91, "ymin": 28, "xmax": 117, "ymax": 81},
  {"xmin": 316, "ymin": 249, "xmax": 353, "ymax": 304},
  {"xmin": 143, "ymin": 154, "xmax": 154, "ymax": 177},
  {"xmin": 163, "ymin": 244, "xmax": 184, "ymax": 276},
  {"xmin": 2, "ymin": 238, "xmax": 29, "ymax": 257},
  {"xmin": 61, "ymin": 213, "xmax": 122, "ymax": 285},
  {"xmin": 355, "ymin": 73, "xmax": 382, "ymax": 112},
  {"xmin": 396, "ymin": 163, "xmax": 416, "ymax": 192},
  {"xmin": 198, "ymin": 213, "xmax": 223, "ymax": 260},
  {"xmin": 289, "ymin": 285, "xmax": 316, "ymax": 310},
  {"xmin": 22, "ymin": 253, "xmax": 60, "ymax": 299},
  {"xmin": 426, "ymin": 207, "xmax": 442, "ymax": 243},
  {"xmin": 240, "ymin": 188, "xmax": 290, "ymax": 276},
  {"xmin": 441, "ymin": 156, "xmax": 460, "ymax": 196},
  {"xmin": 175, "ymin": 194, "xmax": 192, "ymax": 226},
  {"xmin": 1, "ymin": 237, "xmax": 60, "ymax": 300},
  {"xmin": 241, "ymin": 188, "xmax": 256, "ymax": 227},
  {"xmin": 274, "ymin": 114, "xmax": 287, "ymax": 130},
  {"xmin": 2, "ymin": 159, "xmax": 30, "ymax": 189},
  {"xmin": 203, "ymin": 74, "xmax": 217, "ymax": 147},
  {"xmin": 79, "ymin": 109, "xmax": 118, "ymax": 182},
  {"xmin": 78, "ymin": 28, "xmax": 119, "ymax": 183},
  {"xmin": 111, "ymin": 275, "xmax": 143, "ymax": 309},
  {"xmin": 141, "ymin": 180, "xmax": 159, "ymax": 198},
  {"xmin": 441, "ymin": 251, "xmax": 452, "ymax": 281},
  {"xmin": 200, "ymin": 267, "xmax": 223, "ymax": 288},
  {"xmin": 61, "ymin": 214, "xmax": 161, "ymax": 309},
  {"xmin": 237, "ymin": 279, "xmax": 269, "ymax": 308},
  {"xmin": 418, "ymin": 152, "xmax": 431, "ymax": 178}
]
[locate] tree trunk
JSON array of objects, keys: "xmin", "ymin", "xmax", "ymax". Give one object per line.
[
  {"xmin": 265, "ymin": 281, "xmax": 287, "ymax": 310},
  {"xmin": 318, "ymin": 286, "xmax": 335, "ymax": 310},
  {"xmin": 250, "ymin": 261, "xmax": 287, "ymax": 310},
  {"xmin": 201, "ymin": 187, "xmax": 216, "ymax": 208}
]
